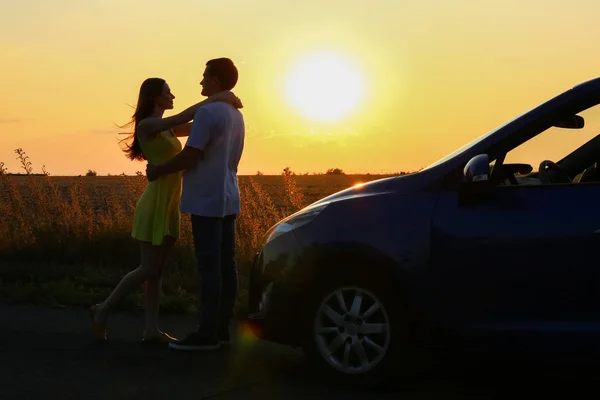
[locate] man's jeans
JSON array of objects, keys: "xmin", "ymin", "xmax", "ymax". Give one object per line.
[{"xmin": 191, "ymin": 214, "xmax": 238, "ymax": 338}]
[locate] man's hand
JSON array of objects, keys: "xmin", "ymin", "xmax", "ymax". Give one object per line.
[{"xmin": 146, "ymin": 163, "xmax": 160, "ymax": 181}]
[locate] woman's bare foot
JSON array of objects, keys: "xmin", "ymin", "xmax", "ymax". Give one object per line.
[
  {"xmin": 143, "ymin": 328, "xmax": 163, "ymax": 339},
  {"xmin": 93, "ymin": 304, "xmax": 108, "ymax": 325},
  {"xmin": 89, "ymin": 304, "xmax": 107, "ymax": 341},
  {"xmin": 142, "ymin": 330, "xmax": 178, "ymax": 343}
]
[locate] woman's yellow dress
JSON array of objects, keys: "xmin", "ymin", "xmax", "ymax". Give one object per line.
[{"xmin": 131, "ymin": 130, "xmax": 182, "ymax": 245}]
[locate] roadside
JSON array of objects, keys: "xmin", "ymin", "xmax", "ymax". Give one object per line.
[
  {"xmin": 0, "ymin": 304, "xmax": 401, "ymax": 399},
  {"xmin": 1, "ymin": 304, "xmax": 599, "ymax": 399}
]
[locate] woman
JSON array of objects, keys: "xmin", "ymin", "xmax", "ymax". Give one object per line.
[{"xmin": 89, "ymin": 77, "xmax": 242, "ymax": 343}]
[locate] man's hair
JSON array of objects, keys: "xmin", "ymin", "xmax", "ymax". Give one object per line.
[{"xmin": 206, "ymin": 58, "xmax": 238, "ymax": 90}]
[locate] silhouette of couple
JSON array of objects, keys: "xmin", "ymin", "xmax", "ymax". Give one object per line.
[{"xmin": 90, "ymin": 57, "xmax": 245, "ymax": 351}]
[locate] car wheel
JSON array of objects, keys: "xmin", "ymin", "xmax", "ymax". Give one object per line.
[{"xmin": 303, "ymin": 270, "xmax": 410, "ymax": 385}]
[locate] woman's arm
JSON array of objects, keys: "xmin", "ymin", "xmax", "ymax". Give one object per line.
[
  {"xmin": 137, "ymin": 91, "xmax": 241, "ymax": 140},
  {"xmin": 171, "ymin": 94, "xmax": 243, "ymax": 138}
]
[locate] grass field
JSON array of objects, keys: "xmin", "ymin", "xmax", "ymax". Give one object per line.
[{"xmin": 0, "ymin": 151, "xmax": 403, "ymax": 316}]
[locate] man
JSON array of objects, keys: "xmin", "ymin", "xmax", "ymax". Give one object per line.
[{"xmin": 146, "ymin": 58, "xmax": 245, "ymax": 350}]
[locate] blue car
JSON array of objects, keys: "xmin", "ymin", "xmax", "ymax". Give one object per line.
[{"xmin": 245, "ymin": 77, "xmax": 600, "ymax": 383}]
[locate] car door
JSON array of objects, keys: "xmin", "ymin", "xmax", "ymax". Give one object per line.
[{"xmin": 429, "ymin": 182, "xmax": 600, "ymax": 339}]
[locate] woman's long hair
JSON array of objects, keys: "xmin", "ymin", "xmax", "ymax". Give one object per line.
[{"xmin": 119, "ymin": 78, "xmax": 166, "ymax": 161}]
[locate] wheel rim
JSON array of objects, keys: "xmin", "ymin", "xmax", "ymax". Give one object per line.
[{"xmin": 314, "ymin": 286, "xmax": 391, "ymax": 375}]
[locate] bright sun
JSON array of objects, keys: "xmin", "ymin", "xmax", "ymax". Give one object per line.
[{"xmin": 284, "ymin": 52, "xmax": 366, "ymax": 122}]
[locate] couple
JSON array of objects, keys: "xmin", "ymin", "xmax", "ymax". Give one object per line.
[{"xmin": 90, "ymin": 57, "xmax": 245, "ymax": 351}]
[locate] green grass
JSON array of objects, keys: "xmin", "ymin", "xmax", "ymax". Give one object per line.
[{"xmin": 0, "ymin": 261, "xmax": 250, "ymax": 316}]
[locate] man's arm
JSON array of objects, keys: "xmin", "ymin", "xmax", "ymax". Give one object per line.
[
  {"xmin": 147, "ymin": 146, "xmax": 203, "ymax": 181},
  {"xmin": 146, "ymin": 107, "xmax": 214, "ymax": 181}
]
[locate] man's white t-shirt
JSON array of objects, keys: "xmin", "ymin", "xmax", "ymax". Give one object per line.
[{"xmin": 180, "ymin": 102, "xmax": 245, "ymax": 217}]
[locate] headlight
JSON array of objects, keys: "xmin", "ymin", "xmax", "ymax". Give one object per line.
[{"xmin": 264, "ymin": 204, "xmax": 327, "ymax": 244}]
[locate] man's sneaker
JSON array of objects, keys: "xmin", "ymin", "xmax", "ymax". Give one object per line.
[
  {"xmin": 218, "ymin": 329, "xmax": 231, "ymax": 345},
  {"xmin": 168, "ymin": 332, "xmax": 219, "ymax": 351}
]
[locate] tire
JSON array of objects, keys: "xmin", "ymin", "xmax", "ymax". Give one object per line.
[{"xmin": 301, "ymin": 266, "xmax": 415, "ymax": 386}]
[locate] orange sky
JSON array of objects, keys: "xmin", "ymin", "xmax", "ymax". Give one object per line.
[{"xmin": 2, "ymin": 0, "xmax": 600, "ymax": 175}]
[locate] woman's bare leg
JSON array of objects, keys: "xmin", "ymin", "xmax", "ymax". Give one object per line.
[
  {"xmin": 143, "ymin": 236, "xmax": 176, "ymax": 337},
  {"xmin": 94, "ymin": 241, "xmax": 164, "ymax": 325}
]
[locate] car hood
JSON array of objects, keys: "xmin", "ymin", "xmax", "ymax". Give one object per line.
[{"xmin": 308, "ymin": 172, "xmax": 432, "ymax": 208}]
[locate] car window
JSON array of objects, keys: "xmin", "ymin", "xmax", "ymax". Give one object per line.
[{"xmin": 504, "ymin": 104, "xmax": 600, "ymax": 173}]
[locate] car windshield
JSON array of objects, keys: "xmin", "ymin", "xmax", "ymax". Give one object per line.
[
  {"xmin": 421, "ymin": 99, "xmax": 552, "ymax": 171},
  {"xmin": 421, "ymin": 118, "xmax": 515, "ymax": 170}
]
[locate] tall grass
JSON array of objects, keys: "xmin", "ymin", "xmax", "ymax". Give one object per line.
[{"xmin": 0, "ymin": 149, "xmax": 311, "ymax": 312}]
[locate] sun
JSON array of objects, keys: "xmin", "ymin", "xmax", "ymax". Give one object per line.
[{"xmin": 284, "ymin": 51, "xmax": 366, "ymax": 122}]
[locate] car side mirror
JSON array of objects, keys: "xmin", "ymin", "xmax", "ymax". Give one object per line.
[
  {"xmin": 459, "ymin": 154, "xmax": 491, "ymax": 206},
  {"xmin": 463, "ymin": 154, "xmax": 490, "ymax": 184}
]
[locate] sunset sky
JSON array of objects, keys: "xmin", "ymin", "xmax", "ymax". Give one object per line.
[{"xmin": 2, "ymin": 0, "xmax": 600, "ymax": 176}]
